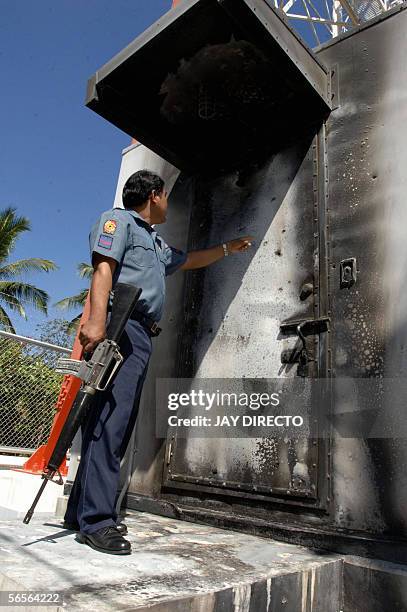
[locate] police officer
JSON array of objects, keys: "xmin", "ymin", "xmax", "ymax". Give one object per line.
[{"xmin": 63, "ymin": 169, "xmax": 253, "ymax": 555}]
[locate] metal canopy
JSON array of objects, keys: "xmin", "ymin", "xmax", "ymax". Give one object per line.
[{"xmin": 86, "ymin": 0, "xmax": 332, "ymax": 173}]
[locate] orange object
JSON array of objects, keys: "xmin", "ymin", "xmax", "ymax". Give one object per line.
[{"xmin": 21, "ymin": 294, "xmax": 91, "ymax": 476}]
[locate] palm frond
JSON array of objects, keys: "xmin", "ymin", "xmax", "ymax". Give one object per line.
[
  {"xmin": 0, "ymin": 208, "xmax": 31, "ymax": 263},
  {"xmin": 77, "ymin": 262, "xmax": 93, "ymax": 280},
  {"xmin": 0, "ymin": 305, "xmax": 16, "ymax": 333},
  {"xmin": 66, "ymin": 313, "xmax": 82, "ymax": 335},
  {"xmin": 0, "ymin": 258, "xmax": 58, "ymax": 279},
  {"xmin": 0, "ymin": 288, "xmax": 27, "ymax": 318},
  {"xmin": 54, "ymin": 289, "xmax": 88, "ymax": 311},
  {"xmin": 0, "ymin": 281, "xmax": 49, "ymax": 314}
]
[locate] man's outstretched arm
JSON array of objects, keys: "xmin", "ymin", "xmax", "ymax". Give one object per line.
[{"xmin": 180, "ymin": 235, "xmax": 254, "ymax": 270}]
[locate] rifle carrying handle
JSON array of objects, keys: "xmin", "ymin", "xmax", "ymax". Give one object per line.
[{"xmin": 106, "ymin": 283, "xmax": 142, "ymax": 343}]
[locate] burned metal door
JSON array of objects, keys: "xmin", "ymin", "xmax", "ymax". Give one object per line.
[
  {"xmin": 84, "ymin": 0, "xmax": 332, "ymax": 512},
  {"xmin": 162, "ymin": 126, "xmax": 330, "ymax": 510}
]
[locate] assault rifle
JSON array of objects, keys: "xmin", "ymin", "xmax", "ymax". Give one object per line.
[{"xmin": 23, "ymin": 283, "xmax": 141, "ymax": 524}]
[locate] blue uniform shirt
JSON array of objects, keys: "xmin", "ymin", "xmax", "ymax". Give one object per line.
[{"xmin": 89, "ymin": 208, "xmax": 187, "ymax": 322}]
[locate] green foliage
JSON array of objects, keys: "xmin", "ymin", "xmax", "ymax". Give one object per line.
[
  {"xmin": 35, "ymin": 318, "xmax": 75, "ymax": 349},
  {"xmin": 0, "ymin": 207, "xmax": 58, "ymax": 333},
  {"xmin": 0, "ymin": 336, "xmax": 63, "ymax": 449},
  {"xmin": 55, "ymin": 262, "xmax": 92, "ymax": 334}
]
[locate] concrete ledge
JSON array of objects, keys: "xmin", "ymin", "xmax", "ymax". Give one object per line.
[{"xmin": 0, "ymin": 510, "xmax": 343, "ymax": 611}]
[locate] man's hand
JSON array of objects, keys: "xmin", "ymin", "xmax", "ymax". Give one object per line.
[
  {"xmin": 226, "ymin": 235, "xmax": 254, "ymax": 254},
  {"xmin": 79, "ymin": 320, "xmax": 106, "ymax": 353}
]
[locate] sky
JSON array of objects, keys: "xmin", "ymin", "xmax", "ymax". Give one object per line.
[
  {"xmin": 0, "ymin": 0, "xmax": 325, "ymax": 341},
  {"xmin": 0, "ymin": 0, "xmax": 173, "ymax": 339}
]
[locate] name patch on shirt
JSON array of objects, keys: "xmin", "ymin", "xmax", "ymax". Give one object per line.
[{"xmin": 98, "ymin": 234, "xmax": 113, "ymax": 250}]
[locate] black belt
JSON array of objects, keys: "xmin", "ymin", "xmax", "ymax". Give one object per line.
[{"xmin": 129, "ymin": 310, "xmax": 162, "ymax": 336}]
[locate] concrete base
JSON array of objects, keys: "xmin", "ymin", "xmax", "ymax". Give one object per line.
[
  {"xmin": 0, "ymin": 510, "xmax": 343, "ymax": 611},
  {"xmin": 1, "ymin": 510, "xmax": 407, "ymax": 611},
  {"xmin": 0, "ymin": 469, "xmax": 63, "ymax": 520}
]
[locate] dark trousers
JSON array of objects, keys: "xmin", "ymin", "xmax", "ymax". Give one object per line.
[{"xmin": 64, "ymin": 319, "xmax": 152, "ymax": 534}]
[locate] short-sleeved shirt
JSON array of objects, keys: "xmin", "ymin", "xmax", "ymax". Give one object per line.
[{"xmin": 89, "ymin": 208, "xmax": 187, "ymax": 322}]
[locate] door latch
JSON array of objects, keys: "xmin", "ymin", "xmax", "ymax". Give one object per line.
[
  {"xmin": 280, "ymin": 316, "xmax": 330, "ymax": 376},
  {"xmin": 340, "ymin": 257, "xmax": 357, "ymax": 288}
]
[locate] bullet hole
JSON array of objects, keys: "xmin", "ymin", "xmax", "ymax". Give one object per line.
[
  {"xmin": 275, "ymin": 249, "xmax": 282, "ymax": 256},
  {"xmin": 282, "ymin": 229, "xmax": 286, "ymax": 233},
  {"xmin": 372, "ymin": 174, "xmax": 378, "ymax": 179},
  {"xmin": 208, "ymin": 328, "xmax": 213, "ymax": 333},
  {"xmin": 271, "ymin": 196, "xmax": 276, "ymax": 202},
  {"xmin": 278, "ymin": 287, "xmax": 283, "ymax": 291}
]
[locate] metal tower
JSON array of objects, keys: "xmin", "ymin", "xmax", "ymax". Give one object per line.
[{"xmin": 274, "ymin": 0, "xmax": 404, "ymax": 45}]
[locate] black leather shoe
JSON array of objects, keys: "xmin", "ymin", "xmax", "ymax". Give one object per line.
[
  {"xmin": 76, "ymin": 525, "xmax": 131, "ymax": 555},
  {"xmin": 63, "ymin": 520, "xmax": 128, "ymax": 536}
]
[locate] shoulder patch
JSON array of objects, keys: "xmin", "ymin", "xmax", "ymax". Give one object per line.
[
  {"xmin": 98, "ymin": 234, "xmax": 113, "ymax": 250},
  {"xmin": 103, "ymin": 219, "xmax": 117, "ymax": 235}
]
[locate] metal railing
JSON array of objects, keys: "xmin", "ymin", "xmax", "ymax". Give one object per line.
[{"xmin": 0, "ymin": 330, "xmax": 71, "ymax": 454}]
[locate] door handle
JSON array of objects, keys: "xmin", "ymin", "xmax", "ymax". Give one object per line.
[{"xmin": 280, "ymin": 316, "xmax": 330, "ymax": 373}]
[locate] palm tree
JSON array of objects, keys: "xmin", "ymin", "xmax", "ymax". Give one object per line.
[
  {"xmin": 54, "ymin": 262, "xmax": 93, "ymax": 334},
  {"xmin": 0, "ymin": 207, "xmax": 57, "ymax": 333}
]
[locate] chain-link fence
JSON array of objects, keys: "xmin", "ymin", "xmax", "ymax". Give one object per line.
[{"xmin": 0, "ymin": 330, "xmax": 71, "ymax": 454}]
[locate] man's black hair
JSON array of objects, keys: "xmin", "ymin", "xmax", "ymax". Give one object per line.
[{"xmin": 122, "ymin": 170, "xmax": 165, "ymax": 209}]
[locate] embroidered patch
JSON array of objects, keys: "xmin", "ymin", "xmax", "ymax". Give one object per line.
[
  {"xmin": 98, "ymin": 234, "xmax": 113, "ymax": 250},
  {"xmin": 103, "ymin": 219, "xmax": 117, "ymax": 235}
]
